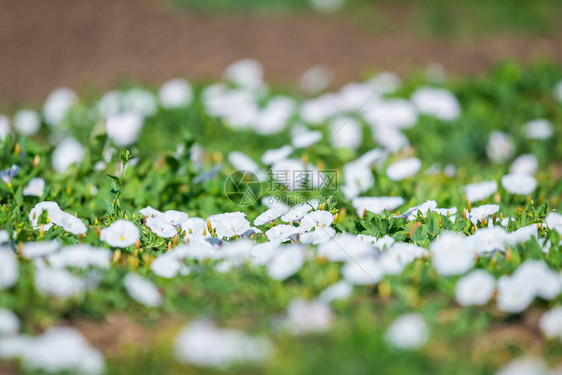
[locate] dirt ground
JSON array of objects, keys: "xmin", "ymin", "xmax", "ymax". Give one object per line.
[{"xmin": 1, "ymin": 0, "xmax": 561, "ymax": 103}]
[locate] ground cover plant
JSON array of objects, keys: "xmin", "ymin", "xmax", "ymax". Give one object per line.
[{"xmin": 0, "ymin": 59, "xmax": 561, "ymax": 374}]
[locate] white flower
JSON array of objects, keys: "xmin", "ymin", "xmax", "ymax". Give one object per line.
[
  {"xmin": 254, "ymin": 205, "xmax": 289, "ymax": 226},
  {"xmin": 545, "ymin": 212, "xmax": 562, "ymax": 234},
  {"xmin": 0, "ymin": 230, "xmax": 8, "ymax": 243},
  {"xmin": 318, "ymin": 281, "xmax": 353, "ymax": 303},
  {"xmin": 6, "ymin": 327, "xmax": 105, "ymax": 375},
  {"xmin": 524, "ymin": 119, "xmax": 552, "ymax": 140},
  {"xmin": 159, "ymin": 79, "xmax": 192, "ymax": 108},
  {"xmin": 464, "ymin": 180, "xmax": 497, "ymax": 202},
  {"xmin": 373, "ymin": 126, "xmax": 409, "ymax": 152},
  {"xmin": 411, "ymin": 87, "xmax": 460, "ymax": 121},
  {"xmin": 385, "ymin": 314, "xmax": 429, "ymax": 350},
  {"xmin": 280, "ymin": 203, "xmax": 313, "ymax": 223},
  {"xmin": 510, "ymin": 154, "xmax": 538, "ymax": 175},
  {"xmin": 469, "ymin": 227, "xmax": 507, "ymax": 254},
  {"xmin": 261, "ymin": 145, "xmax": 293, "ymax": 165},
  {"xmin": 35, "ymin": 267, "xmax": 85, "ymax": 298},
  {"xmin": 0, "ymin": 165, "xmax": 19, "ymax": 184},
  {"xmin": 57, "ymin": 212, "xmax": 87, "ymax": 235},
  {"xmin": 0, "ymin": 248, "xmax": 18, "ymax": 289},
  {"xmin": 105, "ymin": 111, "xmax": 144, "ymax": 147},
  {"xmin": 23, "ymin": 177, "xmax": 45, "ymax": 197},
  {"xmin": 181, "ymin": 217, "xmax": 208, "ymax": 237},
  {"xmin": 253, "ymin": 96, "xmax": 295, "ymax": 135},
  {"xmin": 495, "ymin": 357, "xmax": 548, "ymax": 375},
  {"xmin": 539, "ymin": 307, "xmax": 562, "ymax": 341},
  {"xmin": 284, "ymin": 298, "xmax": 333, "ymax": 334},
  {"xmin": 21, "ymin": 240, "xmax": 60, "ymax": 259},
  {"xmin": 299, "ymin": 65, "xmax": 332, "ymax": 95},
  {"xmin": 342, "ymin": 161, "xmax": 374, "ymax": 199},
  {"xmin": 267, "ymin": 246, "xmax": 305, "ymax": 280},
  {"xmin": 228, "ymin": 151, "xmax": 261, "ymax": 176},
  {"xmin": 469, "ymin": 204, "xmax": 500, "ymax": 225},
  {"xmin": 308, "ymin": 0, "xmax": 346, "ymax": 14},
  {"xmin": 317, "ymin": 234, "xmax": 373, "ymax": 262},
  {"xmin": 29, "ymin": 201, "xmax": 63, "ymax": 231},
  {"xmin": 0, "ymin": 115, "xmax": 10, "ymax": 140},
  {"xmin": 501, "ymin": 173, "xmax": 537, "ymax": 195},
  {"xmin": 223, "ymin": 59, "xmax": 264, "ymax": 89},
  {"xmin": 146, "ymin": 216, "xmax": 177, "ymax": 238},
  {"xmin": 214, "ymin": 214, "xmax": 251, "ymax": 239},
  {"xmin": 386, "ymin": 158, "xmax": 421, "ymax": 181},
  {"xmin": 47, "ymin": 245, "xmax": 111, "ymax": 270},
  {"xmin": 292, "ymin": 128, "xmax": 323, "ymax": 149},
  {"xmin": 497, "ymin": 277, "xmax": 534, "ymax": 313},
  {"xmin": 430, "ymin": 232, "xmax": 474, "ymax": 276},
  {"xmin": 174, "ymin": 320, "xmax": 273, "ymax": 367},
  {"xmin": 139, "ymin": 205, "xmax": 163, "ymax": 218},
  {"xmin": 455, "ymin": 270, "xmax": 495, "ymax": 306},
  {"xmin": 351, "ymin": 196, "xmax": 404, "ymax": 216},
  {"xmin": 341, "ymin": 257, "xmax": 384, "ymax": 285},
  {"xmin": 329, "ymin": 117, "xmax": 362, "ymax": 149},
  {"xmin": 299, "ymin": 210, "xmax": 334, "ymax": 232},
  {"xmin": 401, "ymin": 200, "xmax": 438, "ymax": 221},
  {"xmin": 52, "ymin": 137, "xmax": 85, "ymax": 173},
  {"xmin": 487, "ymin": 131, "xmax": 515, "ymax": 164},
  {"xmin": 100, "ymin": 220, "xmax": 140, "ymax": 248},
  {"xmin": 0, "ymin": 309, "xmax": 20, "ymax": 336},
  {"xmin": 363, "ymin": 99, "xmax": 417, "ymax": 129},
  {"xmin": 43, "ymin": 87, "xmax": 77, "ymax": 126},
  {"xmin": 124, "ymin": 273, "xmax": 162, "ymax": 307},
  {"xmin": 14, "ymin": 109, "xmax": 41, "ymax": 136},
  {"xmin": 160, "ymin": 210, "xmax": 189, "ymax": 227}
]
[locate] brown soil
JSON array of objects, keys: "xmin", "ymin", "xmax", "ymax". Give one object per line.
[{"xmin": 1, "ymin": 0, "xmax": 562, "ymax": 103}]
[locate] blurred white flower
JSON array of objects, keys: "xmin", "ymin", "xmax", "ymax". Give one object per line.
[
  {"xmin": 100, "ymin": 220, "xmax": 139, "ymax": 248},
  {"xmin": 146, "ymin": 216, "xmax": 177, "ymax": 238},
  {"xmin": 47, "ymin": 245, "xmax": 111, "ymax": 270},
  {"xmin": 124, "ymin": 273, "xmax": 162, "ymax": 307},
  {"xmin": 105, "ymin": 111, "xmax": 144, "ymax": 147},
  {"xmin": 464, "ymin": 180, "xmax": 497, "ymax": 202},
  {"xmin": 14, "ymin": 109, "xmax": 41, "ymax": 136},
  {"xmin": 21, "ymin": 240, "xmax": 60, "ymax": 259},
  {"xmin": 318, "ymin": 281, "xmax": 353, "ymax": 303},
  {"xmin": 52, "ymin": 137, "xmax": 84, "ymax": 173},
  {"xmin": 351, "ymin": 196, "xmax": 404, "ymax": 216},
  {"xmin": 284, "ymin": 298, "xmax": 333, "ymax": 334},
  {"xmin": 280, "ymin": 203, "xmax": 313, "ymax": 223},
  {"xmin": 57, "ymin": 213, "xmax": 87, "ymax": 235},
  {"xmin": 29, "ymin": 201, "xmax": 62, "ymax": 231},
  {"xmin": 0, "ymin": 308, "xmax": 20, "ymax": 336},
  {"xmin": 261, "ymin": 145, "xmax": 293, "ymax": 165},
  {"xmin": 300, "ymin": 65, "xmax": 332, "ymax": 95},
  {"xmin": 123, "ymin": 88, "xmax": 157, "ymax": 117},
  {"xmin": 174, "ymin": 320, "xmax": 273, "ymax": 367},
  {"xmin": 411, "ymin": 87, "xmax": 460, "ymax": 121},
  {"xmin": 501, "ymin": 173, "xmax": 537, "ymax": 195},
  {"xmin": 487, "ymin": 131, "xmax": 515, "ymax": 164},
  {"xmin": 539, "ymin": 306, "xmax": 562, "ymax": 341},
  {"xmin": 510, "ymin": 154, "xmax": 538, "ymax": 175},
  {"xmin": 0, "ymin": 327, "xmax": 104, "ymax": 375},
  {"xmin": 308, "ymin": 0, "xmax": 346, "ymax": 14},
  {"xmin": 455, "ymin": 270, "xmax": 495, "ymax": 306},
  {"xmin": 385, "ymin": 314, "xmax": 429, "ymax": 350},
  {"xmin": 228, "ymin": 151, "xmax": 266, "ymax": 180},
  {"xmin": 267, "ymin": 245, "xmax": 305, "ymax": 280},
  {"xmin": 341, "ymin": 257, "xmax": 384, "ymax": 285},
  {"xmin": 42, "ymin": 87, "xmax": 77, "ymax": 126},
  {"xmin": 214, "ymin": 214, "xmax": 251, "ymax": 239},
  {"xmin": 554, "ymin": 80, "xmax": 562, "ymax": 102},
  {"xmin": 524, "ymin": 119, "xmax": 552, "ymax": 140},
  {"xmin": 0, "ymin": 165, "xmax": 19, "ymax": 185},
  {"xmin": 35, "ymin": 267, "xmax": 85, "ymax": 298},
  {"xmin": 329, "ymin": 117, "xmax": 362, "ymax": 149},
  {"xmin": 545, "ymin": 212, "xmax": 562, "ymax": 234},
  {"xmin": 254, "ymin": 205, "xmax": 289, "ymax": 226},
  {"xmin": 23, "ymin": 177, "xmax": 45, "ymax": 197},
  {"xmin": 0, "ymin": 248, "xmax": 18, "ymax": 289},
  {"xmin": 292, "ymin": 128, "xmax": 323, "ymax": 149},
  {"xmin": 386, "ymin": 158, "xmax": 421, "ymax": 181},
  {"xmin": 223, "ymin": 59, "xmax": 264, "ymax": 90},
  {"xmin": 363, "ymin": 99, "xmax": 417, "ymax": 129},
  {"xmin": 430, "ymin": 232, "xmax": 474, "ymax": 276},
  {"xmin": 495, "ymin": 357, "xmax": 548, "ymax": 375},
  {"xmin": 0, "ymin": 115, "xmax": 10, "ymax": 140},
  {"xmin": 158, "ymin": 79, "xmax": 192, "ymax": 108},
  {"xmin": 469, "ymin": 204, "xmax": 500, "ymax": 225},
  {"xmin": 271, "ymin": 159, "xmax": 307, "ymax": 191}
]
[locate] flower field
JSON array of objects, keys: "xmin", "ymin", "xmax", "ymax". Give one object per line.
[{"xmin": 0, "ymin": 59, "xmax": 562, "ymax": 374}]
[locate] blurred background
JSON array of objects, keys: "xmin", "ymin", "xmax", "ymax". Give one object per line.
[{"xmin": 1, "ymin": 0, "xmax": 561, "ymax": 102}]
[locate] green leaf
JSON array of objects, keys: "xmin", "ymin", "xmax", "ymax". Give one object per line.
[{"xmin": 103, "ymin": 199, "xmax": 115, "ymax": 215}]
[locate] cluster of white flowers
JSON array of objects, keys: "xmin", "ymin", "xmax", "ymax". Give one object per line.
[{"xmin": 29, "ymin": 201, "xmax": 87, "ymax": 234}]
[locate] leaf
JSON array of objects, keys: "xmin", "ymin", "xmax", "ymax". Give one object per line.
[
  {"xmin": 106, "ymin": 174, "xmax": 120, "ymax": 183},
  {"xmin": 103, "ymin": 199, "xmax": 115, "ymax": 215}
]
